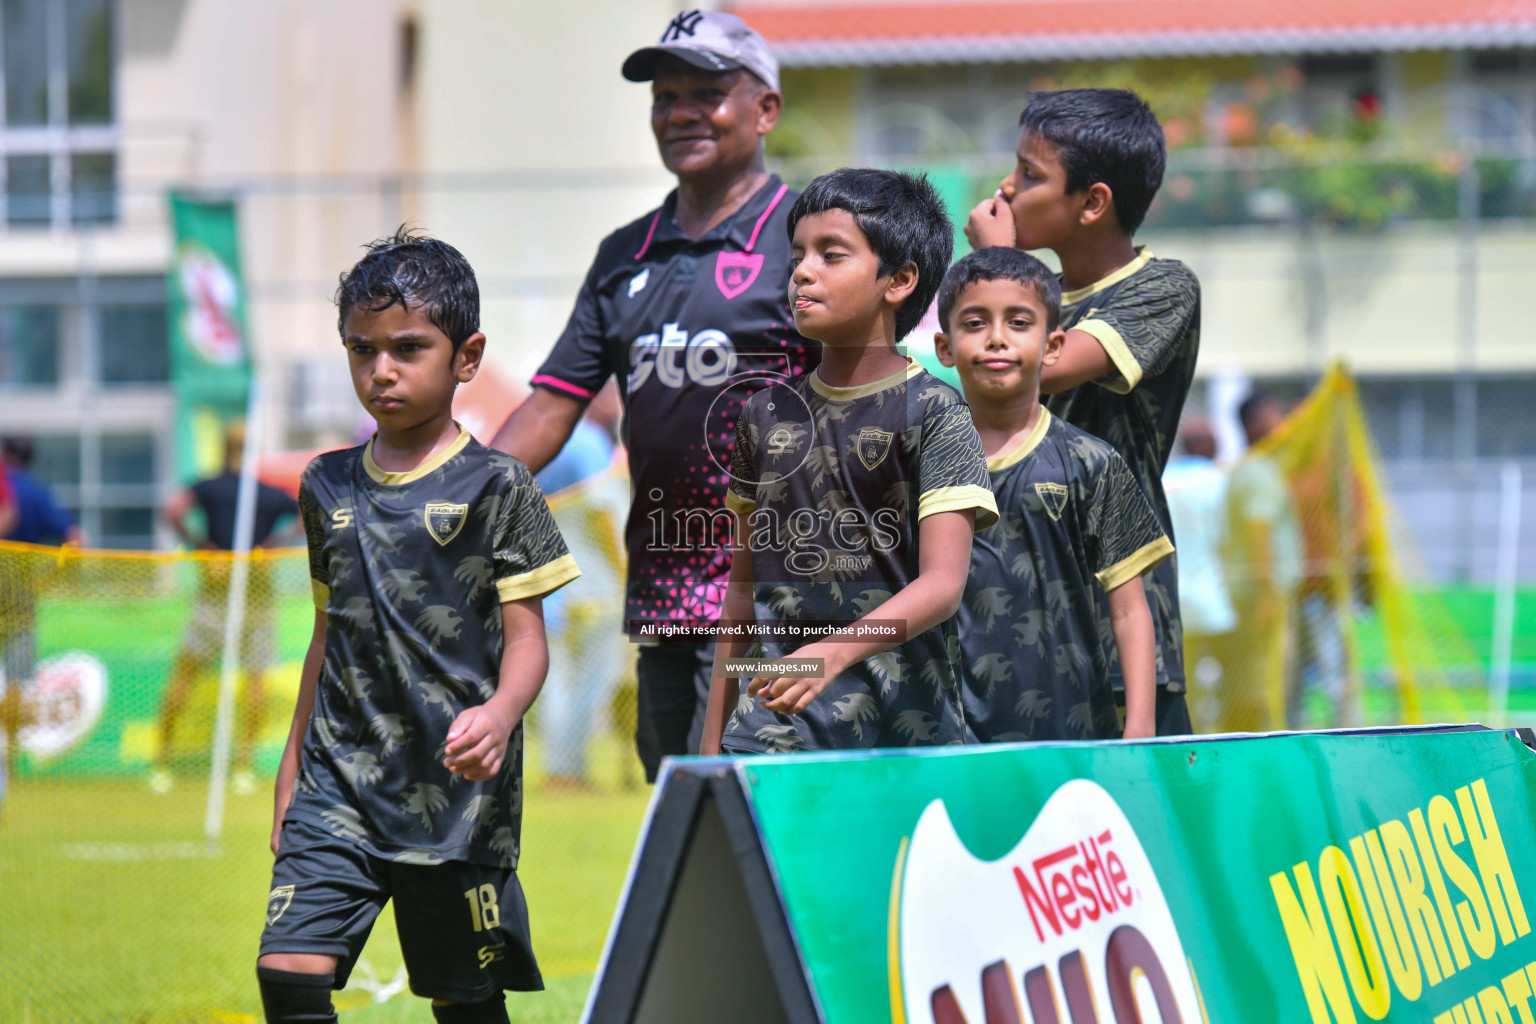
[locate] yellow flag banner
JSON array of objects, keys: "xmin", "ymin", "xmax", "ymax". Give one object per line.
[{"xmin": 1187, "ymin": 362, "xmax": 1479, "ymax": 733}]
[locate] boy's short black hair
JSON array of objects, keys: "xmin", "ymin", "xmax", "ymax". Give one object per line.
[
  {"xmin": 937, "ymin": 246, "xmax": 1062, "ymax": 332},
  {"xmin": 785, "ymin": 168, "xmax": 953, "ymax": 341},
  {"xmin": 335, "ymin": 228, "xmax": 479, "ymax": 349},
  {"xmin": 1019, "ymin": 88, "xmax": 1166, "ymax": 235}
]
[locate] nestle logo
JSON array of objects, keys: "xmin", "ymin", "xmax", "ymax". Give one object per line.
[{"xmin": 1012, "ymin": 830, "xmax": 1134, "ymax": 942}]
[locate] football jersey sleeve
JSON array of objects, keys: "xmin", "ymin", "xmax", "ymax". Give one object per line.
[
  {"xmin": 1086, "ymin": 450, "xmax": 1174, "ymax": 592},
  {"xmin": 914, "ymin": 389, "xmax": 999, "ymax": 531},
  {"xmin": 1073, "ymin": 261, "xmax": 1200, "ymax": 396},
  {"xmin": 297, "ymin": 467, "xmax": 330, "ymax": 610},
  {"xmin": 492, "ymin": 462, "xmax": 582, "ymax": 603},
  {"xmin": 532, "ymin": 256, "xmax": 615, "ymax": 401},
  {"xmin": 724, "ymin": 405, "xmax": 759, "ymax": 518}
]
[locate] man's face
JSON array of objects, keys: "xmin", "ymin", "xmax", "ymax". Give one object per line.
[
  {"xmin": 650, "ymin": 61, "xmax": 776, "ymax": 180},
  {"xmin": 342, "ymin": 301, "xmax": 482, "ymax": 433},
  {"xmin": 936, "ymin": 277, "xmax": 1063, "ymax": 402},
  {"xmin": 788, "ymin": 208, "xmax": 891, "ymax": 346},
  {"xmin": 998, "ymin": 131, "xmax": 1083, "ymax": 252}
]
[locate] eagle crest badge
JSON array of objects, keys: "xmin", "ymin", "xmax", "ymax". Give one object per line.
[
  {"xmin": 424, "ymin": 502, "xmax": 469, "ymax": 546},
  {"xmin": 855, "ymin": 427, "xmax": 895, "ymax": 471},
  {"xmin": 267, "ymin": 885, "xmax": 295, "ymax": 926},
  {"xmin": 1035, "ymin": 482, "xmax": 1069, "ymax": 521}
]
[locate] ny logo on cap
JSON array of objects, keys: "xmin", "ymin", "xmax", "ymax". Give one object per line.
[{"xmin": 661, "ymin": 10, "xmax": 704, "ymax": 42}]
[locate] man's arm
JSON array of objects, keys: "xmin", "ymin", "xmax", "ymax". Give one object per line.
[
  {"xmin": 442, "ymin": 597, "xmax": 549, "ymax": 781},
  {"xmin": 1107, "ymin": 577, "xmax": 1156, "ymax": 739},
  {"xmin": 163, "ymin": 488, "xmax": 206, "ymax": 549},
  {"xmin": 490, "ymin": 389, "xmax": 588, "ymax": 476},
  {"xmin": 753, "ymin": 509, "xmax": 975, "ymax": 715},
  {"xmin": 1040, "ymin": 331, "xmax": 1116, "ymax": 395},
  {"xmin": 272, "ymin": 609, "xmax": 326, "ymax": 854},
  {"xmin": 702, "ymin": 509, "xmax": 755, "ymax": 755}
]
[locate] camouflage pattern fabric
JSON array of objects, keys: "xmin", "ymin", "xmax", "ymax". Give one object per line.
[
  {"xmin": 290, "ymin": 427, "xmax": 579, "ymax": 868},
  {"xmin": 722, "ymin": 360, "xmax": 997, "ymax": 752},
  {"xmin": 1046, "ymin": 247, "xmax": 1200, "ymax": 693},
  {"xmin": 957, "ymin": 409, "xmax": 1171, "ymax": 742}
]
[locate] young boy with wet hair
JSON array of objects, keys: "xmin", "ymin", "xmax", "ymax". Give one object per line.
[
  {"xmin": 701, "ymin": 168, "xmax": 998, "ymax": 754},
  {"xmin": 935, "ymin": 247, "xmax": 1170, "ymax": 742},
  {"xmin": 966, "ymin": 87, "xmax": 1200, "ymax": 735},
  {"xmin": 257, "ymin": 230, "xmax": 580, "ymax": 1024}
]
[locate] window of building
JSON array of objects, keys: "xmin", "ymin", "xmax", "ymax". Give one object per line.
[
  {"xmin": 0, "ymin": 303, "xmax": 60, "ymax": 386},
  {"xmin": 99, "ymin": 303, "xmax": 168, "ymax": 384},
  {"xmin": 0, "ymin": 0, "xmax": 116, "ymax": 229}
]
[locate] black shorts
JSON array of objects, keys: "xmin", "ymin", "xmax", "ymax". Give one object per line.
[{"xmin": 259, "ymin": 820, "xmax": 542, "ymax": 1002}]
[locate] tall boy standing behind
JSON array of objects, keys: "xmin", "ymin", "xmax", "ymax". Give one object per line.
[
  {"xmin": 935, "ymin": 248, "xmax": 1170, "ymax": 742},
  {"xmin": 257, "ymin": 233, "xmax": 579, "ymax": 1024},
  {"xmin": 701, "ymin": 169, "xmax": 997, "ymax": 754},
  {"xmin": 967, "ymin": 88, "xmax": 1199, "ymax": 735}
]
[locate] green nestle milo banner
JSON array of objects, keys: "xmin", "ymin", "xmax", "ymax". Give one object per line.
[
  {"xmin": 167, "ymin": 192, "xmax": 252, "ymax": 483},
  {"xmin": 588, "ymin": 727, "xmax": 1536, "ymax": 1024}
]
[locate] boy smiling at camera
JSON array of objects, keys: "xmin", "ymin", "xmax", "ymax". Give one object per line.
[
  {"xmin": 936, "ymin": 247, "xmax": 1170, "ymax": 743},
  {"xmin": 700, "ymin": 168, "xmax": 997, "ymax": 755},
  {"xmin": 256, "ymin": 231, "xmax": 579, "ymax": 1024}
]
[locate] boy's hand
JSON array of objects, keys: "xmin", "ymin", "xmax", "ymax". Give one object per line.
[
  {"xmin": 747, "ymin": 644, "xmax": 844, "ymax": 715},
  {"xmin": 965, "ymin": 192, "xmax": 1018, "ymax": 250},
  {"xmin": 1122, "ymin": 712, "xmax": 1156, "ymax": 741},
  {"xmin": 443, "ymin": 704, "xmax": 516, "ymax": 781}
]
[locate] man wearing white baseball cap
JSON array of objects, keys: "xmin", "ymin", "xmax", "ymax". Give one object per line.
[{"xmin": 494, "ymin": 10, "xmax": 817, "ymax": 783}]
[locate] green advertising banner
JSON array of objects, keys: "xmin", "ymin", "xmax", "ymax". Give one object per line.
[
  {"xmin": 589, "ymin": 727, "xmax": 1536, "ymax": 1024},
  {"xmin": 168, "ymin": 192, "xmax": 252, "ymax": 483}
]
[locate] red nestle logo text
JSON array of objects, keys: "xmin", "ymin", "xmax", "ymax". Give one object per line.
[{"xmin": 1012, "ymin": 830, "xmax": 1133, "ymax": 943}]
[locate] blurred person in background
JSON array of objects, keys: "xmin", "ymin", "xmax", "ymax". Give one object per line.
[
  {"xmin": 493, "ymin": 10, "xmax": 818, "ymax": 782},
  {"xmin": 2, "ymin": 436, "xmax": 80, "ymax": 815},
  {"xmin": 533, "ymin": 382, "xmax": 630, "ymax": 790},
  {"xmin": 1219, "ymin": 394, "xmax": 1303, "ymax": 731},
  {"xmin": 151, "ymin": 424, "xmax": 298, "ymax": 795},
  {"xmin": 1162, "ymin": 419, "xmax": 1235, "ymax": 732}
]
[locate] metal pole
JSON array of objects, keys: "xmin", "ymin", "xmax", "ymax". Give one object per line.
[
  {"xmin": 1453, "ymin": 157, "xmax": 1480, "ymax": 580},
  {"xmin": 1488, "ymin": 461, "xmax": 1522, "ymax": 727},
  {"xmin": 204, "ymin": 377, "xmax": 263, "ymax": 841}
]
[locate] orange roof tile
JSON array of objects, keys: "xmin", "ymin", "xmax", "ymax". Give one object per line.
[{"xmin": 727, "ymin": 0, "xmax": 1536, "ymax": 64}]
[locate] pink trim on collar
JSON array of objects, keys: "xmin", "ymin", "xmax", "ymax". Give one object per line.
[
  {"xmin": 634, "ymin": 211, "xmax": 662, "ymax": 260},
  {"xmin": 744, "ymin": 183, "xmax": 789, "ymax": 253}
]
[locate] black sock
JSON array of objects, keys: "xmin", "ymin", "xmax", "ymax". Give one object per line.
[
  {"xmin": 432, "ymin": 996, "xmax": 510, "ymax": 1024},
  {"xmin": 256, "ymin": 966, "xmax": 337, "ymax": 1024}
]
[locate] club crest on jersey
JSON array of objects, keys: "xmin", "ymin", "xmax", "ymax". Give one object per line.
[
  {"xmin": 1036, "ymin": 482, "xmax": 1069, "ymax": 521},
  {"xmin": 715, "ymin": 251, "xmax": 764, "ymax": 300},
  {"xmin": 424, "ymin": 502, "xmax": 468, "ymax": 546},
  {"xmin": 267, "ymin": 885, "xmax": 294, "ymax": 925},
  {"xmin": 856, "ymin": 427, "xmax": 894, "ymax": 470}
]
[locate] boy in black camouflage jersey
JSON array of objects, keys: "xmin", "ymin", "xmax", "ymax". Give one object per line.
[
  {"xmin": 257, "ymin": 232, "xmax": 579, "ymax": 1024},
  {"xmin": 701, "ymin": 169, "xmax": 997, "ymax": 754},
  {"xmin": 966, "ymin": 88, "xmax": 1200, "ymax": 735},
  {"xmin": 936, "ymin": 248, "xmax": 1170, "ymax": 742}
]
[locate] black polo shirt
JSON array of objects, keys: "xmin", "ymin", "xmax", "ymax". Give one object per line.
[{"xmin": 534, "ymin": 175, "xmax": 818, "ymax": 634}]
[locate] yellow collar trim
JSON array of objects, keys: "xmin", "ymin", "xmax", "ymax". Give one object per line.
[
  {"xmin": 363, "ymin": 425, "xmax": 472, "ymax": 485},
  {"xmin": 1061, "ymin": 246, "xmax": 1154, "ymax": 306},
  {"xmin": 986, "ymin": 408, "xmax": 1052, "ymax": 472},
  {"xmin": 808, "ymin": 357, "xmax": 922, "ymax": 401}
]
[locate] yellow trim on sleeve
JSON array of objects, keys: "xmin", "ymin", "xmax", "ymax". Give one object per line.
[
  {"xmin": 1096, "ymin": 535, "xmax": 1174, "ymax": 592},
  {"xmin": 363, "ymin": 425, "xmax": 472, "ymax": 485},
  {"xmin": 496, "ymin": 552, "xmax": 581, "ymax": 603},
  {"xmin": 918, "ymin": 484, "xmax": 999, "ymax": 532},
  {"xmin": 724, "ymin": 490, "xmax": 756, "ymax": 517},
  {"xmin": 311, "ymin": 579, "xmax": 330, "ymax": 610},
  {"xmin": 986, "ymin": 409, "xmax": 1052, "ymax": 472},
  {"xmin": 807, "ymin": 357, "xmax": 923, "ymax": 401},
  {"xmin": 1061, "ymin": 246, "xmax": 1153, "ymax": 305},
  {"xmin": 1072, "ymin": 319, "xmax": 1143, "ymax": 395}
]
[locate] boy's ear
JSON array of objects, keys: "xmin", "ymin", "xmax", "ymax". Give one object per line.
[
  {"xmin": 455, "ymin": 332, "xmax": 486, "ymax": 384},
  {"xmin": 1078, "ymin": 182, "xmax": 1116, "ymax": 229},
  {"xmin": 934, "ymin": 331, "xmax": 956, "ymax": 368},
  {"xmin": 1042, "ymin": 326, "xmax": 1066, "ymax": 366},
  {"xmin": 883, "ymin": 262, "xmax": 920, "ymax": 308}
]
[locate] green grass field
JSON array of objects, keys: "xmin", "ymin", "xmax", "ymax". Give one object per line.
[{"xmin": 0, "ymin": 773, "xmax": 649, "ymax": 1023}]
